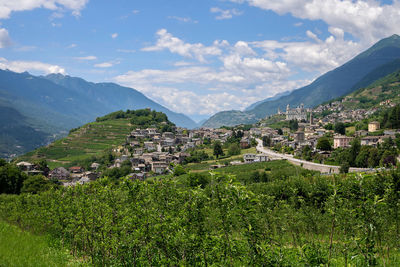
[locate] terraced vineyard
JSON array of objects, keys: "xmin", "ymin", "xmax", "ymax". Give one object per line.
[{"xmin": 18, "ymin": 119, "xmax": 132, "ymax": 169}]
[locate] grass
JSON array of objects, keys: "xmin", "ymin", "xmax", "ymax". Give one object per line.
[
  {"xmin": 186, "ymin": 147, "xmax": 257, "ymax": 172},
  {"xmin": 214, "ymin": 160, "xmax": 317, "ymax": 183},
  {"xmin": 0, "ymin": 220, "xmax": 87, "ymax": 267}
]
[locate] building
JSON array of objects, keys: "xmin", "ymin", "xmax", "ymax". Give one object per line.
[
  {"xmin": 286, "ymin": 104, "xmax": 307, "ymax": 121},
  {"xmin": 368, "ymin": 121, "xmax": 380, "ymax": 132},
  {"xmin": 243, "ymin": 154, "xmax": 257, "ymax": 163},
  {"xmin": 151, "ymin": 162, "xmax": 168, "ymax": 174},
  {"xmin": 243, "ymin": 153, "xmax": 270, "ymax": 163},
  {"xmin": 49, "ymin": 167, "xmax": 70, "ymax": 180},
  {"xmin": 295, "ymin": 131, "xmax": 305, "ymax": 143},
  {"xmin": 16, "ymin": 161, "xmax": 33, "ymax": 172},
  {"xmin": 240, "ymin": 138, "xmax": 250, "ymax": 149},
  {"xmin": 69, "ymin": 166, "xmax": 84, "ymax": 173},
  {"xmin": 333, "ymin": 135, "xmax": 353, "ymax": 149},
  {"xmin": 361, "ymin": 136, "xmax": 380, "ymax": 147}
]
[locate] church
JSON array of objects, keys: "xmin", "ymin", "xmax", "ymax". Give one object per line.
[{"xmin": 285, "ymin": 104, "xmax": 307, "ymax": 121}]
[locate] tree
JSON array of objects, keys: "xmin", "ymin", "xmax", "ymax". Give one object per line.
[
  {"xmin": 277, "ymin": 128, "xmax": 283, "ymax": 135},
  {"xmin": 334, "ymin": 122, "xmax": 346, "ymax": 135},
  {"xmin": 250, "ymin": 138, "xmax": 258, "ymax": 147},
  {"xmin": 0, "ymin": 159, "xmax": 6, "ymax": 167},
  {"xmin": 213, "ymin": 141, "xmax": 224, "ymax": 158},
  {"xmin": 301, "ymin": 145, "xmax": 313, "ymax": 161},
  {"xmin": 380, "ymin": 150, "xmax": 396, "ymax": 167},
  {"xmin": 289, "ymin": 120, "xmax": 299, "ymax": 131},
  {"xmin": 188, "ymin": 173, "xmax": 209, "ymax": 188},
  {"xmin": 349, "ymin": 138, "xmax": 361, "ymax": 166},
  {"xmin": 173, "ymin": 164, "xmax": 186, "ymax": 176},
  {"xmin": 21, "ymin": 175, "xmax": 52, "ymax": 194},
  {"xmin": 368, "ymin": 148, "xmax": 380, "ymax": 168},
  {"xmin": 228, "ymin": 143, "xmax": 241, "ymax": 156},
  {"xmin": 355, "ymin": 146, "xmax": 370, "ymax": 168},
  {"xmin": 250, "ymin": 171, "xmax": 260, "ymax": 183},
  {"xmin": 340, "ymin": 162, "xmax": 350, "ymax": 173},
  {"xmin": 262, "ymin": 136, "xmax": 271, "ymax": 147},
  {"xmin": 316, "ymin": 137, "xmax": 332, "ymax": 151},
  {"xmin": 0, "ymin": 163, "xmax": 27, "ymax": 194},
  {"xmin": 324, "ymin": 123, "xmax": 334, "ymax": 130}
]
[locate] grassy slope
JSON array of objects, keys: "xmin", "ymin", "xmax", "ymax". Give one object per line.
[
  {"xmin": 332, "ymin": 69, "xmax": 400, "ymax": 110},
  {"xmin": 0, "ymin": 221, "xmax": 86, "ymax": 266},
  {"xmin": 18, "ymin": 119, "xmax": 132, "ymax": 169}
]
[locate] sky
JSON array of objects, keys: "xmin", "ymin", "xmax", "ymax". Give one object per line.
[{"xmin": 0, "ymin": 0, "xmax": 400, "ymax": 122}]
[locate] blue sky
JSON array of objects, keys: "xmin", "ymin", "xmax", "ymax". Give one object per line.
[{"xmin": 0, "ymin": 0, "xmax": 399, "ymax": 122}]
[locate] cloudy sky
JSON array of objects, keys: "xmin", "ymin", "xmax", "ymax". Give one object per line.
[{"xmin": 0, "ymin": 0, "xmax": 399, "ymax": 122}]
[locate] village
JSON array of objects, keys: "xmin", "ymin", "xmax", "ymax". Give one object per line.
[{"xmin": 14, "ymin": 100, "xmax": 400, "ymax": 186}]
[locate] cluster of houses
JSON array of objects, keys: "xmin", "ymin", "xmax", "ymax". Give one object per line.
[
  {"xmin": 16, "ymin": 162, "xmax": 99, "ymax": 186},
  {"xmin": 313, "ymin": 99, "xmax": 379, "ymax": 124},
  {"xmin": 15, "ymin": 126, "xmax": 263, "ymax": 186},
  {"xmin": 257, "ymin": 109, "xmax": 398, "ymax": 159}
]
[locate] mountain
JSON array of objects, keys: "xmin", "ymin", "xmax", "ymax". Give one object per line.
[
  {"xmin": 245, "ymin": 90, "xmax": 291, "ymax": 111},
  {"xmin": 44, "ymin": 74, "xmax": 198, "ymax": 129},
  {"xmin": 0, "ymin": 103, "xmax": 50, "ymax": 159},
  {"xmin": 202, "ymin": 110, "xmax": 257, "ymax": 128},
  {"xmin": 339, "ymin": 68, "xmax": 400, "ymax": 110},
  {"xmin": 203, "ymin": 34, "xmax": 400, "ymax": 128},
  {"xmin": 0, "ymin": 70, "xmax": 197, "ymax": 158}
]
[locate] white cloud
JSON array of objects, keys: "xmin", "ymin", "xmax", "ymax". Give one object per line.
[
  {"xmin": 167, "ymin": 16, "xmax": 198, "ymax": 23},
  {"xmin": 132, "ymin": 9, "xmax": 139, "ymax": 14},
  {"xmin": 94, "ymin": 61, "xmax": 119, "ymax": 68},
  {"xmin": 114, "ymin": 67, "xmax": 307, "ymax": 115},
  {"xmin": 0, "ymin": 57, "xmax": 65, "ymax": 74},
  {"xmin": 117, "ymin": 49, "xmax": 135, "ymax": 53},
  {"xmin": 253, "ymin": 30, "xmax": 361, "ymax": 72},
  {"xmin": 210, "ymin": 7, "xmax": 243, "ymax": 20},
  {"xmin": 111, "ymin": 33, "xmax": 118, "ymax": 39},
  {"xmin": 230, "ymin": 0, "xmax": 400, "ymax": 44},
  {"xmin": 67, "ymin": 43, "xmax": 77, "ymax": 48},
  {"xmin": 0, "ymin": 28, "xmax": 12, "ymax": 48},
  {"xmin": 142, "ymin": 29, "xmax": 222, "ymax": 62},
  {"xmin": 173, "ymin": 61, "xmax": 195, "ymax": 67},
  {"xmin": 14, "ymin": 45, "xmax": 37, "ymax": 52},
  {"xmin": 74, "ymin": 55, "xmax": 97, "ymax": 60},
  {"xmin": 116, "ymin": 25, "xmax": 378, "ymax": 116},
  {"xmin": 0, "ymin": 0, "xmax": 89, "ymax": 19}
]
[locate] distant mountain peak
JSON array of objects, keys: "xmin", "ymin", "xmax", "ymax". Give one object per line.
[{"xmin": 45, "ymin": 73, "xmax": 66, "ymax": 79}]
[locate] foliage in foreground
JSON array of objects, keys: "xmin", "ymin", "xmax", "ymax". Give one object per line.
[{"xmin": 1, "ymin": 169, "xmax": 400, "ymax": 266}]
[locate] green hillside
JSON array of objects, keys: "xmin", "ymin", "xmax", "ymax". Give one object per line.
[
  {"xmin": 18, "ymin": 109, "xmax": 174, "ymax": 169},
  {"xmin": 339, "ymin": 69, "xmax": 400, "ymax": 110},
  {"xmin": 202, "ymin": 110, "xmax": 257, "ymax": 128}
]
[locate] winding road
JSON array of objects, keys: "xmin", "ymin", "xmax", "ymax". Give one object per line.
[{"xmin": 255, "ymin": 138, "xmax": 374, "ymax": 174}]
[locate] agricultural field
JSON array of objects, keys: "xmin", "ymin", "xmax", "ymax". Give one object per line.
[{"xmin": 1, "ymin": 167, "xmax": 399, "ymax": 266}]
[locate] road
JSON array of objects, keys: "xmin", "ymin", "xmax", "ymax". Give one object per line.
[{"xmin": 255, "ymin": 138, "xmax": 373, "ymax": 174}]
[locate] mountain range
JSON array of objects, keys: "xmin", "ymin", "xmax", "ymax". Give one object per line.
[
  {"xmin": 202, "ymin": 34, "xmax": 400, "ymax": 128},
  {"xmin": 3, "ymin": 34, "xmax": 400, "ymax": 158},
  {"xmin": 0, "ymin": 71, "xmax": 197, "ymax": 158}
]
